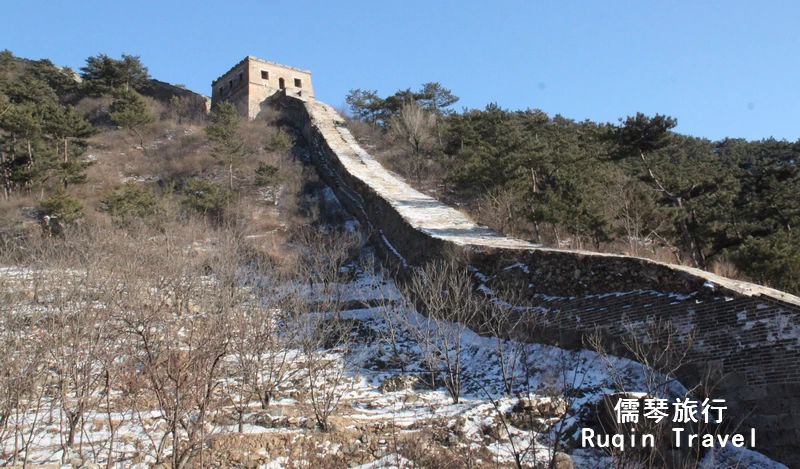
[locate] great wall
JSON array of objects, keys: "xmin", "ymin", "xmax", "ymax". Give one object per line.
[
  {"xmin": 203, "ymin": 56, "xmax": 800, "ymax": 466},
  {"xmin": 266, "ymin": 89, "xmax": 800, "ymax": 467}
]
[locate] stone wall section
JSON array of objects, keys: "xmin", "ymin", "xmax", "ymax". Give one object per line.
[
  {"xmin": 140, "ymin": 79, "xmax": 211, "ymax": 114},
  {"xmin": 273, "ymin": 91, "xmax": 800, "ymax": 467}
]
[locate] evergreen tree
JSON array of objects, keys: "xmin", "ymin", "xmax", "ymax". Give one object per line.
[
  {"xmin": 734, "ymin": 231, "xmax": 800, "ymax": 294},
  {"xmin": 345, "ymin": 89, "xmax": 384, "ymax": 125},
  {"xmin": 418, "ymin": 82, "xmax": 459, "ymax": 115},
  {"xmin": 0, "ymin": 49, "xmax": 14, "ymax": 72},
  {"xmin": 254, "ymin": 162, "xmax": 280, "ymax": 187},
  {"xmin": 184, "ymin": 178, "xmax": 232, "ymax": 220},
  {"xmin": 27, "ymin": 59, "xmax": 79, "ymax": 103},
  {"xmin": 0, "ymin": 81, "xmax": 54, "ymax": 194},
  {"xmin": 5, "ymin": 73, "xmax": 59, "ymax": 106},
  {"xmin": 0, "ymin": 53, "xmax": 93, "ymax": 200},
  {"xmin": 611, "ymin": 113, "xmax": 716, "ymax": 267},
  {"xmin": 80, "ymin": 53, "xmax": 150, "ymax": 96},
  {"xmin": 39, "ymin": 188, "xmax": 84, "ymax": 234},
  {"xmin": 102, "ymin": 182, "xmax": 159, "ymax": 225},
  {"xmin": 47, "ymin": 104, "xmax": 95, "ymax": 188},
  {"xmin": 110, "ymin": 90, "xmax": 154, "ymax": 147},
  {"xmin": 206, "ymin": 101, "xmax": 245, "ymax": 190}
]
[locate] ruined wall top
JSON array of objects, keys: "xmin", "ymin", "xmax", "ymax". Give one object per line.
[
  {"xmin": 278, "ymin": 93, "xmax": 800, "ymax": 307},
  {"xmin": 272, "ymin": 91, "xmax": 800, "ymax": 467},
  {"xmin": 212, "ymin": 56, "xmax": 311, "ymax": 85}
]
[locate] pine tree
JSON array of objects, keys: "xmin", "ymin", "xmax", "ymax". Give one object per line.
[
  {"xmin": 612, "ymin": 113, "xmax": 714, "ymax": 267},
  {"xmin": 80, "ymin": 53, "xmax": 150, "ymax": 96},
  {"xmin": 27, "ymin": 59, "xmax": 79, "ymax": 103},
  {"xmin": 206, "ymin": 102, "xmax": 245, "ymax": 190},
  {"xmin": 47, "ymin": 104, "xmax": 94, "ymax": 188},
  {"xmin": 418, "ymin": 82, "xmax": 459, "ymax": 115},
  {"xmin": 39, "ymin": 187, "xmax": 84, "ymax": 235},
  {"xmin": 110, "ymin": 90, "xmax": 154, "ymax": 147},
  {"xmin": 345, "ymin": 89, "xmax": 384, "ymax": 125}
]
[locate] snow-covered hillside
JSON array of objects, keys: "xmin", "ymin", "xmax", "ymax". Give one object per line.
[{"xmin": 0, "ymin": 260, "xmax": 785, "ymax": 469}]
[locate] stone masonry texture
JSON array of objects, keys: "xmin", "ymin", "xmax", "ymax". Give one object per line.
[
  {"xmin": 212, "ymin": 56, "xmax": 313, "ymax": 119},
  {"xmin": 271, "ymin": 90, "xmax": 800, "ymax": 467}
]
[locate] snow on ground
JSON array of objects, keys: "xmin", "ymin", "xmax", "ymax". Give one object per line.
[
  {"xmin": 352, "ymin": 453, "xmax": 412, "ymax": 469},
  {"xmin": 0, "ymin": 264, "xmax": 787, "ymax": 469}
]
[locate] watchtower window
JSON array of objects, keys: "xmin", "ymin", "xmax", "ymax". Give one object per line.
[
  {"xmin": 261, "ymin": 70, "xmax": 269, "ymax": 80},
  {"xmin": 278, "ymin": 78, "xmax": 285, "ymax": 89},
  {"xmin": 228, "ymin": 79, "xmax": 233, "ymax": 90},
  {"xmin": 294, "ymin": 78, "xmax": 302, "ymax": 88},
  {"xmin": 238, "ymin": 71, "xmax": 243, "ymax": 83}
]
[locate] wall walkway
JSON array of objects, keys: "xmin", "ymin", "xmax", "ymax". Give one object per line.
[{"xmin": 275, "ymin": 92, "xmax": 800, "ymax": 467}]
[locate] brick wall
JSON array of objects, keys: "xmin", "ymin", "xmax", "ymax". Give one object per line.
[
  {"xmin": 274, "ymin": 91, "xmax": 800, "ymax": 467},
  {"xmin": 212, "ymin": 56, "xmax": 313, "ymax": 119}
]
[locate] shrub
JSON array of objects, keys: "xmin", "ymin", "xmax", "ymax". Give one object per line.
[
  {"xmin": 39, "ymin": 189, "xmax": 84, "ymax": 223},
  {"xmin": 101, "ymin": 182, "xmax": 158, "ymax": 225},
  {"xmin": 183, "ymin": 179, "xmax": 232, "ymax": 220},
  {"xmin": 166, "ymin": 95, "xmax": 208, "ymax": 124},
  {"xmin": 254, "ymin": 162, "xmax": 280, "ymax": 187},
  {"xmin": 39, "ymin": 189, "xmax": 84, "ymax": 235},
  {"xmin": 264, "ymin": 128, "xmax": 293, "ymax": 153}
]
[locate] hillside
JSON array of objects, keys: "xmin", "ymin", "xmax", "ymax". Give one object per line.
[{"xmin": 0, "ymin": 50, "xmax": 796, "ymax": 469}]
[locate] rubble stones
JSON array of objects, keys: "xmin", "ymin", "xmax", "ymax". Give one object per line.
[
  {"xmin": 379, "ymin": 374, "xmax": 421, "ymax": 393},
  {"xmin": 552, "ymin": 452, "xmax": 574, "ymax": 469}
]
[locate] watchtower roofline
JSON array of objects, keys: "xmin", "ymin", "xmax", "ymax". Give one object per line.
[
  {"xmin": 211, "ymin": 56, "xmax": 311, "ymax": 85},
  {"xmin": 211, "ymin": 56, "xmax": 314, "ymax": 119}
]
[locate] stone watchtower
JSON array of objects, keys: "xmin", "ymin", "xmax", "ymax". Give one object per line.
[{"xmin": 211, "ymin": 56, "xmax": 314, "ymax": 119}]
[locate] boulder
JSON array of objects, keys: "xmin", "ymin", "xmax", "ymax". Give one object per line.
[
  {"xmin": 378, "ymin": 374, "xmax": 420, "ymax": 393},
  {"xmin": 552, "ymin": 452, "xmax": 574, "ymax": 469}
]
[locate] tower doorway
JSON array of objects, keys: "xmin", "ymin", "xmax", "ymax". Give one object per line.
[{"xmin": 278, "ymin": 78, "xmax": 285, "ymax": 90}]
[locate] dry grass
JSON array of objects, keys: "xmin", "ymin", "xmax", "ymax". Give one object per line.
[
  {"xmin": 73, "ymin": 95, "xmax": 115, "ymax": 125},
  {"xmin": 0, "ymin": 96, "xmax": 314, "ymax": 264},
  {"xmin": 0, "ymin": 195, "xmax": 38, "ymax": 227},
  {"xmin": 711, "ymin": 256, "xmax": 741, "ymax": 279}
]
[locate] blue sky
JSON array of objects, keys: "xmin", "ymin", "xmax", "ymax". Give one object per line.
[{"xmin": 2, "ymin": 1, "xmax": 798, "ymax": 141}]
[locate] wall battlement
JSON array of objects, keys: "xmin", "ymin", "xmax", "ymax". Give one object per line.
[
  {"xmin": 212, "ymin": 56, "xmax": 311, "ymax": 84},
  {"xmin": 273, "ymin": 91, "xmax": 800, "ymax": 467}
]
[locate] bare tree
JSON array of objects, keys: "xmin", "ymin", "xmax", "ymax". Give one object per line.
[
  {"xmin": 390, "ymin": 101, "xmax": 436, "ymax": 182},
  {"xmin": 97, "ymin": 227, "xmax": 230, "ymax": 469},
  {"xmin": 95, "ymin": 340, "xmax": 129, "ymax": 469},
  {"xmin": 355, "ymin": 255, "xmax": 410, "ymax": 373},
  {"xmin": 287, "ymin": 227, "xmax": 366, "ymax": 432},
  {"xmin": 476, "ymin": 188, "xmax": 524, "ymax": 239},
  {"xmin": 603, "ymin": 172, "xmax": 673, "ymax": 258},
  {"xmin": 480, "ymin": 295, "xmax": 530, "ymax": 397},
  {"xmin": 43, "ymin": 268, "xmax": 111, "ymax": 462},
  {"xmin": 401, "ymin": 260, "xmax": 482, "ymax": 404},
  {"xmin": 291, "ymin": 227, "xmax": 361, "ymax": 306},
  {"xmin": 227, "ymin": 294, "xmax": 299, "ymax": 428},
  {"xmin": 125, "ymin": 306, "xmax": 228, "ymax": 469},
  {"xmin": 0, "ymin": 279, "xmax": 20, "ymax": 459},
  {"xmin": 296, "ymin": 309, "xmax": 357, "ymax": 432},
  {"xmin": 2, "ymin": 311, "xmax": 48, "ymax": 468},
  {"xmin": 586, "ymin": 319, "xmax": 711, "ymax": 468}
]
